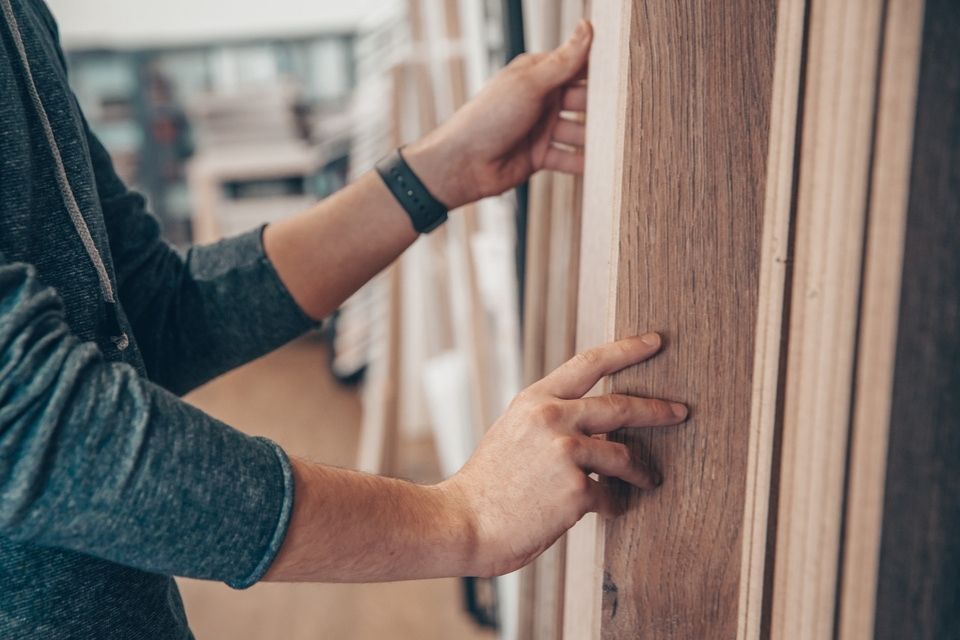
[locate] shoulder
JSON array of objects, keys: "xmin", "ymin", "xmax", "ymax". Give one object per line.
[{"xmin": 22, "ymin": 0, "xmax": 62, "ymax": 43}]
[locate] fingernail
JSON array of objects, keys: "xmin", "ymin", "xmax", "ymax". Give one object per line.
[
  {"xmin": 640, "ymin": 332, "xmax": 661, "ymax": 347},
  {"xmin": 671, "ymin": 403, "xmax": 688, "ymax": 419}
]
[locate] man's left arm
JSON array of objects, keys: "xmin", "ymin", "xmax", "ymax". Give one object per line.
[
  {"xmin": 94, "ymin": 22, "xmax": 591, "ymax": 394},
  {"xmin": 89, "ymin": 124, "xmax": 314, "ymax": 394}
]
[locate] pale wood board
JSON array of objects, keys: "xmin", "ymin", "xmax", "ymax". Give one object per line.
[
  {"xmin": 356, "ymin": 63, "xmax": 406, "ymax": 475},
  {"xmin": 769, "ymin": 1, "xmax": 887, "ymax": 638},
  {"xmin": 561, "ymin": 1, "xmax": 632, "ymax": 638},
  {"xmin": 737, "ymin": 0, "xmax": 808, "ymax": 636},
  {"xmin": 836, "ymin": 0, "xmax": 925, "ymax": 637},
  {"xmin": 520, "ymin": 0, "xmax": 586, "ymax": 634}
]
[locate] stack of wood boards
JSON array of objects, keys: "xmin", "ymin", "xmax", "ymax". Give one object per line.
[
  {"xmin": 348, "ymin": 0, "xmax": 524, "ymax": 505},
  {"xmin": 517, "ymin": 0, "xmax": 960, "ymax": 639}
]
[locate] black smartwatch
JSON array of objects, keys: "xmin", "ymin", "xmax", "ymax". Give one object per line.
[{"xmin": 375, "ymin": 147, "xmax": 449, "ymax": 234}]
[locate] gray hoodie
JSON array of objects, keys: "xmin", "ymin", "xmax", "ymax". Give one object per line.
[{"xmin": 0, "ymin": 0, "xmax": 315, "ymax": 637}]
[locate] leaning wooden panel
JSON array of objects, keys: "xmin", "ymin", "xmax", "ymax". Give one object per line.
[
  {"xmin": 561, "ymin": 1, "xmax": 632, "ymax": 638},
  {"xmin": 598, "ymin": 1, "xmax": 775, "ymax": 638},
  {"xmin": 769, "ymin": 1, "xmax": 887, "ymax": 638},
  {"xmin": 737, "ymin": 0, "xmax": 808, "ymax": 636},
  {"xmin": 836, "ymin": 0, "xmax": 926, "ymax": 637}
]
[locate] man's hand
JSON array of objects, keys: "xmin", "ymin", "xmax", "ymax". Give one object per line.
[
  {"xmin": 438, "ymin": 333, "xmax": 688, "ymax": 578},
  {"xmin": 405, "ymin": 20, "xmax": 593, "ymax": 209},
  {"xmin": 264, "ymin": 21, "xmax": 591, "ymax": 321},
  {"xmin": 263, "ymin": 334, "xmax": 686, "ymax": 583}
]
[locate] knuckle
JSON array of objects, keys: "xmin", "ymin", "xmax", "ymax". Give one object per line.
[
  {"xmin": 612, "ymin": 443, "xmax": 633, "ymax": 468},
  {"xmin": 606, "ymin": 394, "xmax": 630, "ymax": 418},
  {"xmin": 533, "ymin": 400, "xmax": 565, "ymax": 425},
  {"xmin": 554, "ymin": 435, "xmax": 582, "ymax": 460}
]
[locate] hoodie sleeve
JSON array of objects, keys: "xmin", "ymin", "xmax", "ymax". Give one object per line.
[
  {"xmin": 88, "ymin": 125, "xmax": 317, "ymax": 395},
  {"xmin": 31, "ymin": 1, "xmax": 316, "ymax": 394},
  {"xmin": 0, "ymin": 254, "xmax": 294, "ymax": 588}
]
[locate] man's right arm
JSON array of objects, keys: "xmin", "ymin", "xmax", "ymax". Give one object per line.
[
  {"xmin": 1, "ymin": 254, "xmax": 687, "ymax": 584},
  {"xmin": 264, "ymin": 334, "xmax": 689, "ymax": 582},
  {"xmin": 0, "ymin": 256, "xmax": 293, "ymax": 588}
]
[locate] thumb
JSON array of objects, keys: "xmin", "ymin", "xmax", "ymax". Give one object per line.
[{"xmin": 535, "ymin": 20, "xmax": 593, "ymax": 89}]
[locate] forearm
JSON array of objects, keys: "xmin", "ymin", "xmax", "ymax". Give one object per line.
[
  {"xmin": 263, "ymin": 457, "xmax": 477, "ymax": 582},
  {"xmin": 0, "ymin": 261, "xmax": 293, "ymax": 586},
  {"xmin": 263, "ymin": 171, "xmax": 421, "ymax": 321}
]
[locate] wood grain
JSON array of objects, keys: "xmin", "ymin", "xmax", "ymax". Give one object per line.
[
  {"xmin": 737, "ymin": 0, "xmax": 808, "ymax": 637},
  {"xmin": 561, "ymin": 1, "xmax": 632, "ymax": 638},
  {"xmin": 836, "ymin": 0, "xmax": 926, "ymax": 636},
  {"xmin": 597, "ymin": 1, "xmax": 775, "ymax": 638},
  {"xmin": 768, "ymin": 1, "xmax": 887, "ymax": 637}
]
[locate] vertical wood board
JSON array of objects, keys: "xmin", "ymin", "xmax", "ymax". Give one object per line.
[
  {"xmin": 836, "ymin": 0, "xmax": 926, "ymax": 636},
  {"xmin": 769, "ymin": 1, "xmax": 886, "ymax": 637},
  {"xmin": 561, "ymin": 0, "xmax": 633, "ymax": 638},
  {"xmin": 600, "ymin": 1, "xmax": 776, "ymax": 638}
]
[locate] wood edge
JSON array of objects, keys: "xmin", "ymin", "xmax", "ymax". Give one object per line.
[
  {"xmin": 836, "ymin": 0, "xmax": 926, "ymax": 637},
  {"xmin": 561, "ymin": 0, "xmax": 633, "ymax": 638},
  {"xmin": 736, "ymin": 0, "xmax": 809, "ymax": 637},
  {"xmin": 770, "ymin": 0, "xmax": 889, "ymax": 635}
]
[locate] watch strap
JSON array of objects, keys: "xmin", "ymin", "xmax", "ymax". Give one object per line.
[{"xmin": 375, "ymin": 148, "xmax": 449, "ymax": 234}]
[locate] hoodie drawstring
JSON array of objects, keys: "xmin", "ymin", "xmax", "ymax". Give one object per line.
[{"xmin": 1, "ymin": 0, "xmax": 128, "ymax": 350}]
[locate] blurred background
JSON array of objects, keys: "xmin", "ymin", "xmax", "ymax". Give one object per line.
[{"xmin": 45, "ymin": 0, "xmax": 563, "ymax": 637}]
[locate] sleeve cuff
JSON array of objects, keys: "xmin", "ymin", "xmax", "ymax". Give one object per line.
[{"xmin": 227, "ymin": 437, "xmax": 296, "ymax": 589}]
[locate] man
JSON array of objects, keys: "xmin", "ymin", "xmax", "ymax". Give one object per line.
[{"xmin": 0, "ymin": 1, "xmax": 689, "ymax": 637}]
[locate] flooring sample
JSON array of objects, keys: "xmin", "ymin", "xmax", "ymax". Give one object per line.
[{"xmin": 580, "ymin": 1, "xmax": 777, "ymax": 638}]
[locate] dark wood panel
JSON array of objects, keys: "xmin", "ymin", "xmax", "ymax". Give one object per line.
[
  {"xmin": 599, "ymin": 2, "xmax": 776, "ymax": 637},
  {"xmin": 874, "ymin": 1, "xmax": 960, "ymax": 638}
]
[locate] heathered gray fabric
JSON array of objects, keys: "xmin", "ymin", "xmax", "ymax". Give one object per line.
[{"xmin": 0, "ymin": 0, "xmax": 316, "ymax": 637}]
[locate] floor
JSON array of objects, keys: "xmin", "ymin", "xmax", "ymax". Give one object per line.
[{"xmin": 179, "ymin": 333, "xmax": 495, "ymax": 640}]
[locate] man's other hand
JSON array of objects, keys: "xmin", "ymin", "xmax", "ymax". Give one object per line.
[
  {"xmin": 404, "ymin": 20, "xmax": 593, "ymax": 209},
  {"xmin": 438, "ymin": 333, "xmax": 689, "ymax": 578}
]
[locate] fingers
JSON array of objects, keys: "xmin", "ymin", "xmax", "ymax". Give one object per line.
[
  {"xmin": 532, "ymin": 333, "xmax": 663, "ymax": 399},
  {"xmin": 574, "ymin": 438, "xmax": 660, "ymax": 491},
  {"xmin": 562, "ymin": 85, "xmax": 587, "ymax": 111},
  {"xmin": 534, "ymin": 20, "xmax": 593, "ymax": 89},
  {"xmin": 552, "ymin": 118, "xmax": 585, "ymax": 147},
  {"xmin": 542, "ymin": 145, "xmax": 584, "ymax": 174},
  {"xmin": 583, "ymin": 477, "xmax": 619, "ymax": 519},
  {"xmin": 573, "ymin": 394, "xmax": 689, "ymax": 434}
]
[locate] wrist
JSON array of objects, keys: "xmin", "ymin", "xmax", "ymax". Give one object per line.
[
  {"xmin": 427, "ymin": 480, "xmax": 482, "ymax": 576},
  {"xmin": 403, "ymin": 136, "xmax": 473, "ymax": 210}
]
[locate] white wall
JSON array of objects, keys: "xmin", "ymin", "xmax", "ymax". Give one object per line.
[{"xmin": 46, "ymin": 0, "xmax": 397, "ymax": 48}]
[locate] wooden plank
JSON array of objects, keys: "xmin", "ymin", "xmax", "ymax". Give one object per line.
[
  {"xmin": 520, "ymin": 0, "xmax": 586, "ymax": 635},
  {"xmin": 356, "ymin": 65, "xmax": 407, "ymax": 476},
  {"xmin": 736, "ymin": 0, "xmax": 808, "ymax": 637},
  {"xmin": 836, "ymin": 0, "xmax": 926, "ymax": 636},
  {"xmin": 871, "ymin": 2, "xmax": 960, "ymax": 638},
  {"xmin": 768, "ymin": 1, "xmax": 887, "ymax": 637},
  {"xmin": 593, "ymin": 0, "xmax": 776, "ymax": 636},
  {"xmin": 561, "ymin": 1, "xmax": 632, "ymax": 637}
]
